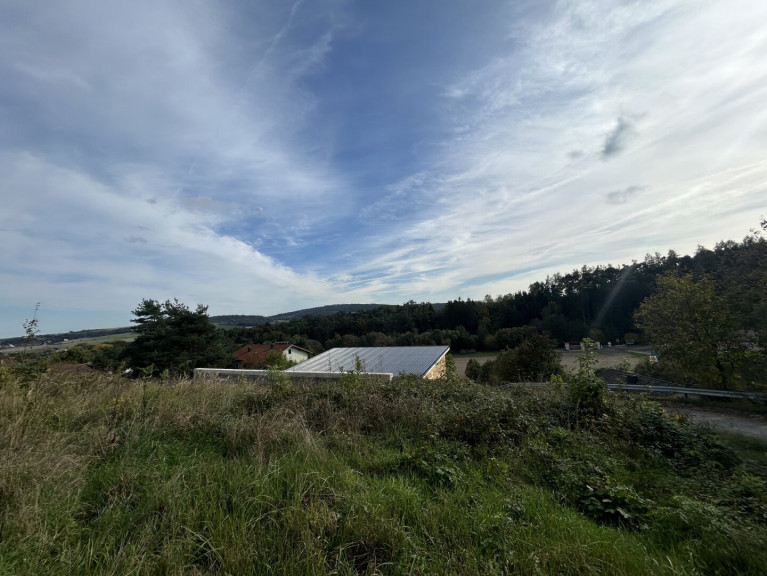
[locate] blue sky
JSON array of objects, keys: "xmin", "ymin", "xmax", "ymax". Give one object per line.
[{"xmin": 1, "ymin": 0, "xmax": 766, "ymax": 337}]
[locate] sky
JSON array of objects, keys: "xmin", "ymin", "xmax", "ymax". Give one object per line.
[{"xmin": 1, "ymin": 0, "xmax": 766, "ymax": 338}]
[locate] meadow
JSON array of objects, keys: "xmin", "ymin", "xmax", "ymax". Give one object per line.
[
  {"xmin": 454, "ymin": 347, "xmax": 648, "ymax": 377},
  {"xmin": 1, "ymin": 367, "xmax": 766, "ymax": 575}
]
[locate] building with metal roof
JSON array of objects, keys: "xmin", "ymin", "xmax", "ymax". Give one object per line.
[{"xmin": 286, "ymin": 346, "xmax": 450, "ymax": 379}]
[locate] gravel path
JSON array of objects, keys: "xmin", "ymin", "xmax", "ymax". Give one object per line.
[{"xmin": 667, "ymin": 406, "xmax": 767, "ymax": 443}]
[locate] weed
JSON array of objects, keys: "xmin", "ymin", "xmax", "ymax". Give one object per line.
[{"xmin": 568, "ymin": 338, "xmax": 608, "ymax": 425}]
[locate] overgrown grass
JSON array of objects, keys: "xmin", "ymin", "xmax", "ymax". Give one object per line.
[{"xmin": 1, "ymin": 369, "xmax": 766, "ymax": 575}]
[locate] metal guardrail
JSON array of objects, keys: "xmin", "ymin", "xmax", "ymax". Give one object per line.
[
  {"xmin": 604, "ymin": 383, "xmax": 767, "ymax": 401},
  {"xmin": 496, "ymin": 381, "xmax": 766, "ymax": 401}
]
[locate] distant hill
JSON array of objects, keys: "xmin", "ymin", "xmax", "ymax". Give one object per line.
[
  {"xmin": 209, "ymin": 314, "xmax": 269, "ymax": 327},
  {"xmin": 211, "ymin": 304, "xmax": 383, "ymax": 327},
  {"xmin": 1, "ymin": 303, "xmax": 418, "ymax": 346},
  {"xmin": 1, "ymin": 326, "xmax": 133, "ymax": 348}
]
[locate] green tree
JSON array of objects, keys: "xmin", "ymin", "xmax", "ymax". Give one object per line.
[
  {"xmin": 123, "ymin": 299, "xmax": 228, "ymax": 376},
  {"xmin": 263, "ymin": 350, "xmax": 293, "ymax": 370},
  {"xmin": 493, "ymin": 334, "xmax": 563, "ymax": 382},
  {"xmin": 465, "ymin": 358, "xmax": 482, "ymax": 381},
  {"xmin": 634, "ymin": 273, "xmax": 745, "ymax": 389}
]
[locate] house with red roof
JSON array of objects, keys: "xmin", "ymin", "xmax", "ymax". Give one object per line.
[{"xmin": 233, "ymin": 342, "xmax": 311, "ymax": 368}]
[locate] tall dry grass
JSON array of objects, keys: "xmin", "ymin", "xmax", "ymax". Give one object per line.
[{"xmin": 1, "ymin": 369, "xmax": 766, "ymax": 574}]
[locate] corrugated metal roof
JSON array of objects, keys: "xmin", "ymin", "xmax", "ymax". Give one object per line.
[{"xmin": 286, "ymin": 346, "xmax": 450, "ymax": 377}]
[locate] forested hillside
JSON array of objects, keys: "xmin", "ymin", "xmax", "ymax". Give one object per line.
[
  {"xmin": 219, "ymin": 231, "xmax": 766, "ymax": 353},
  {"xmin": 211, "ymin": 304, "xmax": 385, "ymax": 327}
]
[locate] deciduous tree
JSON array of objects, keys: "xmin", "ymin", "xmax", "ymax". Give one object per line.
[
  {"xmin": 634, "ymin": 273, "xmax": 745, "ymax": 389},
  {"xmin": 492, "ymin": 333, "xmax": 563, "ymax": 382}
]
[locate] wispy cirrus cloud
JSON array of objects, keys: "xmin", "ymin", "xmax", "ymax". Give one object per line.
[
  {"xmin": 0, "ymin": 0, "xmax": 356, "ymax": 334},
  {"xmin": 339, "ymin": 0, "xmax": 767, "ymax": 301},
  {"xmin": 1, "ymin": 0, "xmax": 766, "ymax": 336}
]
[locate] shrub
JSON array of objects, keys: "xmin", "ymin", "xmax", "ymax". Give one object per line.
[
  {"xmin": 493, "ymin": 334, "xmax": 563, "ymax": 382},
  {"xmin": 464, "ymin": 358, "xmax": 481, "ymax": 381},
  {"xmin": 567, "ymin": 338, "xmax": 607, "ymax": 424}
]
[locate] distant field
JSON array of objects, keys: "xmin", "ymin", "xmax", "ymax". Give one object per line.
[
  {"xmin": 454, "ymin": 346, "xmax": 650, "ymax": 376},
  {"xmin": 557, "ymin": 346, "xmax": 650, "ymax": 372},
  {"xmin": 0, "ymin": 332, "xmax": 134, "ymax": 355},
  {"xmin": 453, "ymin": 353, "xmax": 498, "ymax": 376}
]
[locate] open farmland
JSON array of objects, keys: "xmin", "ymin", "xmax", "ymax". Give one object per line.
[
  {"xmin": 0, "ymin": 332, "xmax": 134, "ymax": 356},
  {"xmin": 455, "ymin": 346, "xmax": 649, "ymax": 377},
  {"xmin": 557, "ymin": 346, "xmax": 650, "ymax": 372}
]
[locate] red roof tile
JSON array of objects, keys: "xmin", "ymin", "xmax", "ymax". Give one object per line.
[{"xmin": 233, "ymin": 343, "xmax": 309, "ymax": 367}]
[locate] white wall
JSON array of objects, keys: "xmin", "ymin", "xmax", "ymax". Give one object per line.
[{"xmin": 284, "ymin": 347, "xmax": 309, "ymax": 364}]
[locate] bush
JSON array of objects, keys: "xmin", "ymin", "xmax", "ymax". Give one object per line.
[
  {"xmin": 464, "ymin": 358, "xmax": 481, "ymax": 381},
  {"xmin": 567, "ymin": 338, "xmax": 607, "ymax": 424},
  {"xmin": 493, "ymin": 334, "xmax": 563, "ymax": 382}
]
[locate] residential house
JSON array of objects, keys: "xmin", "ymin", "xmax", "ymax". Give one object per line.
[{"xmin": 233, "ymin": 342, "xmax": 311, "ymax": 368}]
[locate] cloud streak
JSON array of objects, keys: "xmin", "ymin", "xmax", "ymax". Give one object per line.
[{"xmin": 336, "ymin": 0, "xmax": 767, "ymax": 301}]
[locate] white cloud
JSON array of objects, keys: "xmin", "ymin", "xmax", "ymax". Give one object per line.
[
  {"xmin": 0, "ymin": 151, "xmax": 340, "ymax": 324},
  {"xmin": 344, "ymin": 0, "xmax": 767, "ymax": 300}
]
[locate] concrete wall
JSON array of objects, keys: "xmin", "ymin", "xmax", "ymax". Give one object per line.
[
  {"xmin": 194, "ymin": 368, "xmax": 392, "ymax": 385},
  {"xmin": 423, "ymin": 355, "xmax": 447, "ymax": 379},
  {"xmin": 285, "ymin": 347, "xmax": 309, "ymax": 364}
]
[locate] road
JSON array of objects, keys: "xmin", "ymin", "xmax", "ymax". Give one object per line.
[{"xmin": 666, "ymin": 405, "xmax": 767, "ymax": 443}]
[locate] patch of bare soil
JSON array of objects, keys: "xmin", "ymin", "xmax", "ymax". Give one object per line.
[
  {"xmin": 557, "ymin": 346, "xmax": 651, "ymax": 372},
  {"xmin": 455, "ymin": 347, "xmax": 651, "ymax": 377},
  {"xmin": 666, "ymin": 405, "xmax": 767, "ymax": 443}
]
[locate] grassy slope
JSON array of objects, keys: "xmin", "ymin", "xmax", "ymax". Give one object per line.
[{"xmin": 1, "ymin": 370, "xmax": 766, "ymax": 575}]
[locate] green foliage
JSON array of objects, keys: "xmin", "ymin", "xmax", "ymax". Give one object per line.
[
  {"xmin": 91, "ymin": 342, "xmax": 130, "ymax": 371},
  {"xmin": 492, "ymin": 333, "xmax": 563, "ymax": 382},
  {"xmin": 444, "ymin": 353, "xmax": 457, "ymax": 378},
  {"xmin": 0, "ymin": 360, "xmax": 13, "ymax": 388},
  {"xmin": 16, "ymin": 302, "xmax": 44, "ymax": 385},
  {"xmin": 20, "ymin": 302, "xmax": 40, "ymax": 360},
  {"xmin": 635, "ymin": 272, "xmax": 751, "ymax": 389},
  {"xmin": 338, "ymin": 355, "xmax": 367, "ymax": 389},
  {"xmin": 567, "ymin": 338, "xmax": 608, "ymax": 424},
  {"xmin": 55, "ymin": 344, "xmax": 95, "ymax": 364},
  {"xmin": 263, "ymin": 350, "xmax": 293, "ymax": 370},
  {"xmin": 122, "ymin": 298, "xmax": 228, "ymax": 376},
  {"xmin": 464, "ymin": 358, "xmax": 482, "ymax": 381},
  {"xmin": 579, "ymin": 481, "xmax": 648, "ymax": 527}
]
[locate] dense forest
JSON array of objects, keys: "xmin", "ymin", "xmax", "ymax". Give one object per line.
[{"xmin": 215, "ymin": 230, "xmax": 766, "ymax": 355}]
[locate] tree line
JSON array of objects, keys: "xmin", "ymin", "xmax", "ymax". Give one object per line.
[
  {"xmin": 215, "ymin": 230, "xmax": 765, "ymax": 354},
  {"xmin": 20, "ymin": 225, "xmax": 765, "ymax": 390}
]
